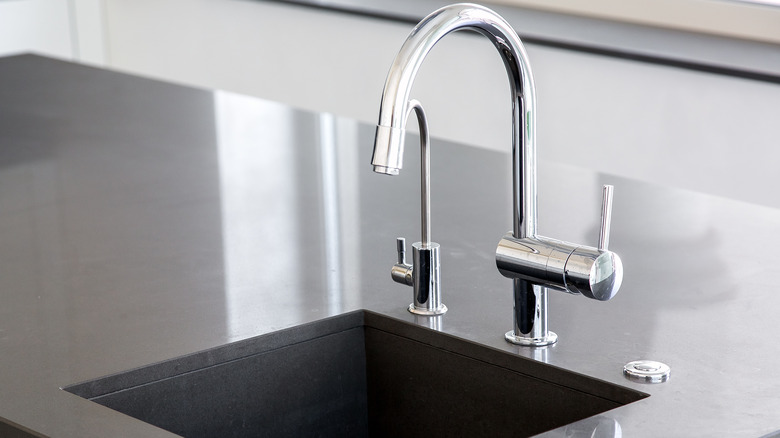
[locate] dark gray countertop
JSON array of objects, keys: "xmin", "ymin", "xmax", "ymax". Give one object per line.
[{"xmin": 2, "ymin": 54, "xmax": 780, "ymax": 437}]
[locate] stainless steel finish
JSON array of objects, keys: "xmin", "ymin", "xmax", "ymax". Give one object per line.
[
  {"xmin": 384, "ymin": 100, "xmax": 446, "ymax": 315},
  {"xmin": 410, "ymin": 242, "xmax": 446, "ymax": 315},
  {"xmin": 396, "ymin": 237, "xmax": 407, "ymax": 265},
  {"xmin": 496, "ymin": 227, "xmax": 623, "ymax": 302},
  {"xmin": 392, "ymin": 237, "xmax": 414, "ymax": 286},
  {"xmin": 371, "ymin": 3, "xmax": 537, "ymax": 239},
  {"xmin": 623, "ymin": 361, "xmax": 671, "ymax": 383},
  {"xmin": 391, "ymin": 238, "xmax": 447, "ymax": 314},
  {"xmin": 371, "ymin": 4, "xmax": 622, "ymax": 344},
  {"xmin": 497, "ymin": 234, "xmax": 579, "ymax": 292},
  {"xmin": 563, "ymin": 245, "xmax": 623, "ymax": 301},
  {"xmin": 497, "ymin": 218, "xmax": 624, "ymax": 303},
  {"xmin": 415, "ymin": 100, "xmax": 431, "ymax": 246},
  {"xmin": 505, "ymin": 280, "xmax": 557, "ymax": 346},
  {"xmin": 599, "ymin": 185, "xmax": 614, "ymax": 251}
]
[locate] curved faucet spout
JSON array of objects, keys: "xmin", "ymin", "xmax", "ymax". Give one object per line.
[
  {"xmin": 372, "ymin": 3, "xmax": 623, "ymax": 344},
  {"xmin": 371, "ymin": 3, "xmax": 538, "ymax": 239}
]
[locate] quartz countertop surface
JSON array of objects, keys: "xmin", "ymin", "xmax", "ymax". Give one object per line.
[{"xmin": 2, "ymin": 54, "xmax": 780, "ymax": 437}]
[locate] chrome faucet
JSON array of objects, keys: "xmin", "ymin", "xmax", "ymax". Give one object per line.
[
  {"xmin": 387, "ymin": 99, "xmax": 447, "ymax": 315},
  {"xmin": 372, "ymin": 3, "xmax": 623, "ymax": 344}
]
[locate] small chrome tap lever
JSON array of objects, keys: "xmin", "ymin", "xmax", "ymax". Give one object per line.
[
  {"xmin": 397, "ymin": 237, "xmax": 407, "ymax": 264},
  {"xmin": 391, "ymin": 238, "xmax": 413, "ymax": 286},
  {"xmin": 599, "ymin": 185, "xmax": 614, "ymax": 251}
]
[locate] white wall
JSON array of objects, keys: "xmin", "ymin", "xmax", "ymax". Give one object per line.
[
  {"xmin": 71, "ymin": 0, "xmax": 107, "ymax": 64},
  {"xmin": 489, "ymin": 0, "xmax": 780, "ymax": 44},
  {"xmin": 0, "ymin": 0, "xmax": 105, "ymax": 64},
  {"xmin": 0, "ymin": 0, "xmax": 74, "ymax": 59},
  {"xmin": 100, "ymin": 0, "xmax": 780, "ymax": 208}
]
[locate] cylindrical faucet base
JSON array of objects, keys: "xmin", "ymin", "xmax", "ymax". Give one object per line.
[
  {"xmin": 505, "ymin": 279, "xmax": 557, "ymax": 346},
  {"xmin": 409, "ymin": 242, "xmax": 447, "ymax": 315}
]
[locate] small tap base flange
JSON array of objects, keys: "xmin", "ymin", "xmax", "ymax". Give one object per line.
[
  {"xmin": 505, "ymin": 330, "xmax": 558, "ymax": 347},
  {"xmin": 408, "ymin": 303, "xmax": 448, "ymax": 316}
]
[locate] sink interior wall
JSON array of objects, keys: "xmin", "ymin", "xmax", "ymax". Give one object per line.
[
  {"xmin": 0, "ymin": 418, "xmax": 46, "ymax": 438},
  {"xmin": 85, "ymin": 328, "xmax": 367, "ymax": 437},
  {"xmin": 366, "ymin": 327, "xmax": 624, "ymax": 436},
  {"xmin": 64, "ymin": 311, "xmax": 646, "ymax": 437}
]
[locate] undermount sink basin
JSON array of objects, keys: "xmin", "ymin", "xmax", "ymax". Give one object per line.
[{"xmin": 64, "ymin": 310, "xmax": 646, "ymax": 437}]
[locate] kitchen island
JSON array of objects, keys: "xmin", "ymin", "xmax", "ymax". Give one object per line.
[{"xmin": 1, "ymin": 54, "xmax": 779, "ymax": 437}]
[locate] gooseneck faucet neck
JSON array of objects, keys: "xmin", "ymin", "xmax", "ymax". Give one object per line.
[
  {"xmin": 371, "ymin": 3, "xmax": 537, "ymax": 239},
  {"xmin": 373, "ymin": 3, "xmax": 623, "ymax": 346}
]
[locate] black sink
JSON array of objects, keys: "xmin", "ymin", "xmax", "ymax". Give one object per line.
[
  {"xmin": 64, "ymin": 310, "xmax": 646, "ymax": 437},
  {"xmin": 0, "ymin": 417, "xmax": 46, "ymax": 438}
]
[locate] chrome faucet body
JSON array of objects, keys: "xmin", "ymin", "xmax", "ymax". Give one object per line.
[
  {"xmin": 372, "ymin": 3, "xmax": 622, "ymax": 343},
  {"xmin": 389, "ymin": 100, "xmax": 447, "ymax": 315}
]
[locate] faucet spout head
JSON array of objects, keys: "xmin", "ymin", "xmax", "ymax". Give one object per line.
[{"xmin": 372, "ymin": 124, "xmax": 406, "ymax": 175}]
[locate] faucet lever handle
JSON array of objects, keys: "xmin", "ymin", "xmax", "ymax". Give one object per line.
[
  {"xmin": 396, "ymin": 237, "xmax": 407, "ymax": 264},
  {"xmin": 598, "ymin": 185, "xmax": 614, "ymax": 251},
  {"xmin": 392, "ymin": 237, "xmax": 414, "ymax": 287}
]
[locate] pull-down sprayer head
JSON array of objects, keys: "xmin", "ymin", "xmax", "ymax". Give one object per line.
[
  {"xmin": 370, "ymin": 3, "xmax": 538, "ymax": 239},
  {"xmin": 372, "ymin": 124, "xmax": 405, "ymax": 175}
]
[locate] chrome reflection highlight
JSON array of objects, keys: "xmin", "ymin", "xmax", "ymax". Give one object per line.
[{"xmin": 371, "ymin": 4, "xmax": 623, "ymax": 339}]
